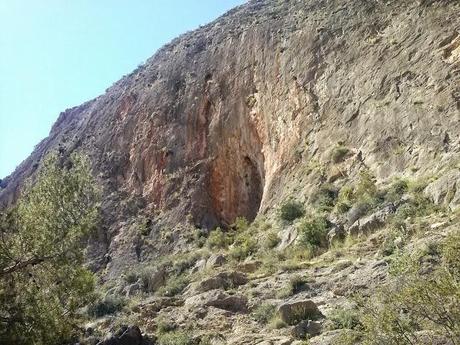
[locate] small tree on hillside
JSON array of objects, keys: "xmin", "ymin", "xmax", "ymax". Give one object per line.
[{"xmin": 0, "ymin": 153, "xmax": 100, "ymax": 345}]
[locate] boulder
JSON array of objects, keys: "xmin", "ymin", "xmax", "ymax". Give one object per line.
[
  {"xmin": 97, "ymin": 337, "xmax": 120, "ymax": 345},
  {"xmin": 96, "ymin": 326, "xmax": 153, "ymax": 345},
  {"xmin": 327, "ymin": 224, "xmax": 345, "ymax": 247},
  {"xmin": 132, "ymin": 296, "xmax": 183, "ymax": 316},
  {"xmin": 237, "ymin": 260, "xmax": 262, "ymax": 273},
  {"xmin": 424, "ymin": 169, "xmax": 460, "ymax": 210},
  {"xmin": 143, "ymin": 268, "xmax": 167, "ymax": 293},
  {"xmin": 206, "ymin": 253, "xmax": 227, "ymax": 269},
  {"xmin": 277, "ymin": 300, "xmax": 323, "ymax": 325},
  {"xmin": 123, "ymin": 282, "xmax": 141, "ymax": 297},
  {"xmin": 278, "ymin": 226, "xmax": 298, "ymax": 250},
  {"xmin": 346, "ymin": 203, "xmax": 369, "ymax": 226},
  {"xmin": 291, "ymin": 320, "xmax": 322, "ymax": 339},
  {"xmin": 185, "ymin": 289, "xmax": 248, "ymax": 313},
  {"xmin": 207, "ymin": 293, "xmax": 248, "ymax": 313},
  {"xmin": 119, "ymin": 326, "xmax": 142, "ymax": 345},
  {"xmin": 198, "ymin": 271, "xmax": 248, "ymax": 292},
  {"xmin": 191, "ymin": 258, "xmax": 207, "ymax": 273}
]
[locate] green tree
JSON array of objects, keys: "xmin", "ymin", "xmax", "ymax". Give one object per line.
[{"xmin": 0, "ymin": 153, "xmax": 100, "ymax": 345}]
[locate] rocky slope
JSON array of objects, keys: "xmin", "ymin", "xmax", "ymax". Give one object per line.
[{"xmin": 1, "ymin": 0, "xmax": 460, "ymax": 344}]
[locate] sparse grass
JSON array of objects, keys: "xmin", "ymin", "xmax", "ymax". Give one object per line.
[
  {"xmin": 87, "ymin": 295, "xmax": 125, "ymax": 318},
  {"xmin": 269, "ymin": 316, "xmax": 287, "ymax": 329},
  {"xmin": 384, "ymin": 178, "xmax": 409, "ymax": 203},
  {"xmin": 157, "ymin": 331, "xmax": 193, "ymax": 345},
  {"xmin": 157, "ymin": 275, "xmax": 190, "ymax": 297},
  {"xmin": 252, "ymin": 303, "xmax": 277, "ymax": 324},
  {"xmin": 277, "ymin": 275, "xmax": 310, "ymax": 298}
]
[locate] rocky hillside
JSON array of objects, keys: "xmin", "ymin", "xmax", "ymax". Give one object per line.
[{"xmin": 1, "ymin": 0, "xmax": 460, "ymax": 344}]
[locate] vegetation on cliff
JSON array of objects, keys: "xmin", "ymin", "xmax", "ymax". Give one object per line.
[{"xmin": 0, "ymin": 154, "xmax": 99, "ymax": 345}]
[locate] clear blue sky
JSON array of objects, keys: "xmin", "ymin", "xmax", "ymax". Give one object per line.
[{"xmin": 0, "ymin": 0, "xmax": 246, "ymax": 179}]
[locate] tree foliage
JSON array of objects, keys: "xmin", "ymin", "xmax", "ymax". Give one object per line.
[
  {"xmin": 342, "ymin": 230, "xmax": 460, "ymax": 345},
  {"xmin": 0, "ymin": 153, "xmax": 100, "ymax": 345}
]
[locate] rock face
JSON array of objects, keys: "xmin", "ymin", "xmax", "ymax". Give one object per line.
[
  {"xmin": 96, "ymin": 326, "xmax": 153, "ymax": 345},
  {"xmin": 1, "ymin": 0, "xmax": 459, "ymax": 277},
  {"xmin": 348, "ymin": 204, "xmax": 396, "ymax": 236}
]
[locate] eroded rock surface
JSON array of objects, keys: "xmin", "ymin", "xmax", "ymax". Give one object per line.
[{"xmin": 1, "ymin": 0, "xmax": 459, "ymax": 278}]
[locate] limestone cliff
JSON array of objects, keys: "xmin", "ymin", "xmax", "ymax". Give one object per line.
[{"xmin": 1, "ymin": 0, "xmax": 459, "ymax": 288}]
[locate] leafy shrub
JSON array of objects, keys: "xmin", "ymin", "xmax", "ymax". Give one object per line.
[
  {"xmin": 355, "ymin": 169, "xmax": 378, "ymax": 199},
  {"xmin": 331, "ymin": 145, "xmax": 350, "ymax": 163},
  {"xmin": 388, "ymin": 191, "xmax": 440, "ymax": 238},
  {"xmin": 156, "ymin": 315, "xmax": 176, "ymax": 334},
  {"xmin": 194, "ymin": 228, "xmax": 207, "ymax": 248},
  {"xmin": 336, "ymin": 185, "xmax": 353, "ymax": 214},
  {"xmin": 286, "ymin": 303, "xmax": 323, "ymax": 325},
  {"xmin": 269, "ymin": 316, "xmax": 287, "ymax": 329},
  {"xmin": 206, "ymin": 227, "xmax": 233, "ymax": 249},
  {"xmin": 232, "ymin": 216, "xmax": 249, "ymax": 232},
  {"xmin": 157, "ymin": 331, "xmax": 193, "ymax": 345},
  {"xmin": 157, "ymin": 275, "xmax": 190, "ymax": 297},
  {"xmin": 263, "ymin": 231, "xmax": 280, "ymax": 249},
  {"xmin": 385, "ymin": 179, "xmax": 409, "ymax": 203},
  {"xmin": 229, "ymin": 231, "xmax": 258, "ymax": 261},
  {"xmin": 343, "ymin": 230, "xmax": 460, "ymax": 344},
  {"xmin": 123, "ymin": 265, "xmax": 166, "ymax": 293},
  {"xmin": 335, "ymin": 170, "xmax": 380, "ymax": 216},
  {"xmin": 279, "ymin": 200, "xmax": 305, "ymax": 222},
  {"xmin": 252, "ymin": 303, "xmax": 277, "ymax": 324},
  {"xmin": 297, "ymin": 215, "xmax": 329, "ymax": 252},
  {"xmin": 87, "ymin": 295, "xmax": 125, "ymax": 318},
  {"xmin": 277, "ymin": 275, "xmax": 309, "ymax": 298},
  {"xmin": 137, "ymin": 216, "xmax": 151, "ymax": 236},
  {"xmin": 442, "ymin": 230, "xmax": 460, "ymax": 281},
  {"xmin": 311, "ymin": 184, "xmax": 339, "ymax": 212},
  {"xmin": 124, "ymin": 271, "xmax": 140, "ymax": 284},
  {"xmin": 172, "ymin": 253, "xmax": 201, "ymax": 275},
  {"xmin": 329, "ymin": 308, "xmax": 361, "ymax": 330},
  {"xmin": 380, "ymin": 231, "xmax": 399, "ymax": 257},
  {"xmin": 0, "ymin": 154, "xmax": 99, "ymax": 344}
]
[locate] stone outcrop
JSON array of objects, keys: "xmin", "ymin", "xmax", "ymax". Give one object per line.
[
  {"xmin": 197, "ymin": 271, "xmax": 248, "ymax": 292},
  {"xmin": 277, "ymin": 300, "xmax": 323, "ymax": 326},
  {"xmin": 185, "ymin": 289, "xmax": 248, "ymax": 313},
  {"xmin": 96, "ymin": 326, "xmax": 154, "ymax": 345},
  {"xmin": 347, "ymin": 204, "xmax": 396, "ymax": 236}
]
